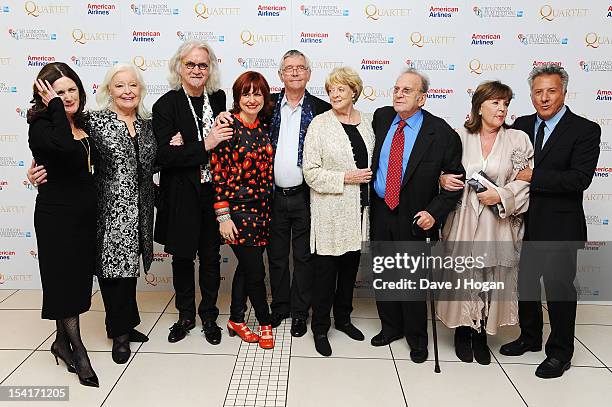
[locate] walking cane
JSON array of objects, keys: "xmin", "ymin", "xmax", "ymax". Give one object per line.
[{"xmin": 413, "ymin": 216, "xmax": 441, "ymax": 373}]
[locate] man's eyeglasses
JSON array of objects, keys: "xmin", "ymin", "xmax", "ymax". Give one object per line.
[
  {"xmin": 184, "ymin": 61, "xmax": 209, "ymax": 71},
  {"xmin": 393, "ymin": 87, "xmax": 421, "ymax": 97},
  {"xmin": 282, "ymin": 65, "xmax": 308, "ymax": 74}
]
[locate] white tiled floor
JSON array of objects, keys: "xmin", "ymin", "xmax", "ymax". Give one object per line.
[{"xmin": 1, "ymin": 289, "xmax": 612, "ymax": 407}]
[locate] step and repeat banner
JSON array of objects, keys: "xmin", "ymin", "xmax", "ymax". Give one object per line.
[{"xmin": 0, "ymin": 0, "xmax": 610, "ymax": 292}]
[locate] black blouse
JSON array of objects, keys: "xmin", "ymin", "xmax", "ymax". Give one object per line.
[{"xmin": 341, "ymin": 123, "xmax": 368, "ymax": 207}]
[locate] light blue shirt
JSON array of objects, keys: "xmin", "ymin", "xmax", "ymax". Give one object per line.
[
  {"xmin": 374, "ymin": 110, "xmax": 424, "ymax": 199},
  {"xmin": 534, "ymin": 105, "xmax": 567, "ymax": 147}
]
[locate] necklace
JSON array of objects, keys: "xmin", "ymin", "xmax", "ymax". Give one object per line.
[{"xmin": 78, "ymin": 137, "xmax": 93, "ymax": 174}]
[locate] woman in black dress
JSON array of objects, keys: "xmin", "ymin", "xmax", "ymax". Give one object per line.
[
  {"xmin": 27, "ymin": 62, "xmax": 98, "ymax": 387},
  {"xmin": 212, "ymin": 71, "xmax": 275, "ymax": 349}
]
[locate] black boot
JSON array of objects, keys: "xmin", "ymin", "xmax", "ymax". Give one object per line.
[
  {"xmin": 472, "ymin": 324, "xmax": 491, "ymax": 365},
  {"xmin": 454, "ymin": 326, "xmax": 473, "ymax": 363}
]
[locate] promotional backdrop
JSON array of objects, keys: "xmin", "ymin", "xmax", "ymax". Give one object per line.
[{"xmin": 0, "ymin": 0, "xmax": 610, "ymax": 293}]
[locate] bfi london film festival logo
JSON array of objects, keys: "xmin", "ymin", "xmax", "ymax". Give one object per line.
[
  {"xmin": 23, "ymin": 1, "xmax": 70, "ymax": 17},
  {"xmin": 237, "ymin": 57, "xmax": 277, "ymax": 70},
  {"xmin": 468, "ymin": 59, "xmax": 515, "ymax": 75},
  {"xmin": 2, "ymin": 5, "xmax": 9, "ymax": 13},
  {"xmin": 406, "ymin": 59, "xmax": 455, "ymax": 71},
  {"xmin": 72, "ymin": 29, "xmax": 118, "ymax": 44},
  {"xmin": 8, "ymin": 28, "xmax": 56, "ymax": 40},
  {"xmin": 472, "ymin": 6, "xmax": 523, "ymax": 18},
  {"xmin": 86, "ymin": 3, "xmax": 117, "ymax": 16},
  {"xmin": 132, "ymin": 56, "xmax": 169, "ymax": 71},
  {"xmin": 256, "ymin": 4, "xmax": 287, "ymax": 17},
  {"xmin": 71, "ymin": 55, "xmax": 116, "ymax": 68},
  {"xmin": 131, "ymin": 3, "xmax": 179, "ymax": 16},
  {"xmin": 300, "ymin": 4, "xmax": 349, "ymax": 17},
  {"xmin": 176, "ymin": 31, "xmax": 225, "ymax": 43},
  {"xmin": 240, "ymin": 30, "xmax": 286, "ymax": 47},
  {"xmin": 580, "ymin": 60, "xmax": 612, "ymax": 72},
  {"xmin": 586, "ymin": 214, "xmax": 609, "ymax": 226},
  {"xmin": 364, "ymin": 4, "xmax": 410, "ymax": 20},
  {"xmin": 585, "ymin": 32, "xmax": 612, "ymax": 48},
  {"xmin": 409, "ymin": 32, "xmax": 455, "ymax": 48},
  {"xmin": 26, "ymin": 55, "xmax": 55, "ymax": 68},
  {"xmin": 539, "ymin": 5, "xmax": 588, "ymax": 21},
  {"xmin": 194, "ymin": 3, "xmax": 240, "ymax": 19},
  {"xmin": 0, "ymin": 228, "xmax": 31, "ymax": 238},
  {"xmin": 518, "ymin": 33, "xmax": 568, "ymax": 45},
  {"xmin": 346, "ymin": 32, "xmax": 394, "ymax": 44},
  {"xmin": 0, "ymin": 82, "xmax": 16, "ymax": 93}
]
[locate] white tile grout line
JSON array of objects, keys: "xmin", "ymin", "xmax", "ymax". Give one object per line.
[
  {"xmin": 0, "ymin": 289, "xmax": 19, "ymax": 304},
  {"xmin": 224, "ymin": 311, "xmax": 290, "ymax": 407}
]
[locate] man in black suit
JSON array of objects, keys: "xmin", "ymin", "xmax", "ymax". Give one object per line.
[
  {"xmin": 500, "ymin": 65, "xmax": 601, "ymax": 378},
  {"xmin": 369, "ymin": 69, "xmax": 464, "ymax": 362},
  {"xmin": 267, "ymin": 50, "xmax": 331, "ymax": 337}
]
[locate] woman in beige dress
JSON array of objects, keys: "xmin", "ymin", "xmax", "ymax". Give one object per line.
[{"xmin": 437, "ymin": 81, "xmax": 533, "ymax": 365}]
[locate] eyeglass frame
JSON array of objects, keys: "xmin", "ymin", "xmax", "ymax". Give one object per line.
[
  {"xmin": 183, "ymin": 61, "xmax": 210, "ymax": 71},
  {"xmin": 392, "ymin": 86, "xmax": 423, "ymax": 98},
  {"xmin": 281, "ymin": 65, "xmax": 309, "ymax": 74}
]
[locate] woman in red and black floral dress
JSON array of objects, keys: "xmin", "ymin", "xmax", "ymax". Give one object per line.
[{"xmin": 211, "ymin": 71, "xmax": 275, "ymax": 349}]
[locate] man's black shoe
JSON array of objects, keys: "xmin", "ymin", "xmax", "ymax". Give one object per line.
[
  {"xmin": 290, "ymin": 318, "xmax": 307, "ymax": 337},
  {"xmin": 314, "ymin": 334, "xmax": 332, "ymax": 357},
  {"xmin": 202, "ymin": 320, "xmax": 222, "ymax": 345},
  {"xmin": 535, "ymin": 357, "xmax": 571, "ymax": 379},
  {"xmin": 370, "ymin": 331, "xmax": 402, "ymax": 347},
  {"xmin": 499, "ymin": 338, "xmax": 542, "ymax": 356},
  {"xmin": 271, "ymin": 313, "xmax": 290, "ymax": 329},
  {"xmin": 335, "ymin": 322, "xmax": 365, "ymax": 341},
  {"xmin": 167, "ymin": 319, "xmax": 195, "ymax": 343},
  {"xmin": 410, "ymin": 347, "xmax": 428, "ymax": 364}
]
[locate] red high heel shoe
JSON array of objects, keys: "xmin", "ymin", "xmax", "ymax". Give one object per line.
[
  {"xmin": 258, "ymin": 325, "xmax": 274, "ymax": 349},
  {"xmin": 227, "ymin": 320, "xmax": 259, "ymax": 343}
]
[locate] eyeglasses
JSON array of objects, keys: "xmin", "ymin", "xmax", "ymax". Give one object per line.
[
  {"xmin": 282, "ymin": 65, "xmax": 308, "ymax": 74},
  {"xmin": 393, "ymin": 87, "xmax": 421, "ymax": 97},
  {"xmin": 183, "ymin": 61, "xmax": 209, "ymax": 71}
]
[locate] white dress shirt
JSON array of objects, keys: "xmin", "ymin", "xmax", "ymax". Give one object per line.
[{"xmin": 274, "ymin": 95, "xmax": 305, "ymax": 188}]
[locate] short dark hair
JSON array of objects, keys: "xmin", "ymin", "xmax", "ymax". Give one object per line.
[
  {"xmin": 464, "ymin": 80, "xmax": 513, "ymax": 133},
  {"xmin": 27, "ymin": 62, "xmax": 88, "ymax": 128},
  {"xmin": 230, "ymin": 71, "xmax": 272, "ymax": 119}
]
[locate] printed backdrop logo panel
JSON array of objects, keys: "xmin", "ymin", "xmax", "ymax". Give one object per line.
[{"xmin": 0, "ymin": 0, "xmax": 610, "ymax": 292}]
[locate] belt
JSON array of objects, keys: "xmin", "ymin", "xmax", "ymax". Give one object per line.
[{"xmin": 275, "ymin": 183, "xmax": 306, "ymax": 196}]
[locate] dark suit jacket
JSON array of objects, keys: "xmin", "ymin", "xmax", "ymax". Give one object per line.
[
  {"xmin": 152, "ymin": 89, "xmax": 226, "ymax": 258},
  {"xmin": 370, "ymin": 107, "xmax": 464, "ymax": 241},
  {"xmin": 512, "ymin": 108, "xmax": 601, "ymax": 241}
]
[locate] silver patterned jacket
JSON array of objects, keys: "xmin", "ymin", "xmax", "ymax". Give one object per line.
[{"xmin": 88, "ymin": 109, "xmax": 156, "ymax": 278}]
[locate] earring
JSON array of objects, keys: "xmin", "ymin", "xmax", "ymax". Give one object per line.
[{"xmin": 478, "ymin": 111, "xmax": 482, "ymax": 115}]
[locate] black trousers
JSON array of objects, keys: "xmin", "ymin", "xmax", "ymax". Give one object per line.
[
  {"xmin": 311, "ymin": 251, "xmax": 360, "ymax": 335},
  {"xmin": 230, "ymin": 245, "xmax": 271, "ymax": 326},
  {"xmin": 267, "ymin": 187, "xmax": 313, "ymax": 319},
  {"xmin": 172, "ymin": 184, "xmax": 221, "ymax": 323},
  {"xmin": 517, "ymin": 244, "xmax": 578, "ymax": 362},
  {"xmin": 98, "ymin": 277, "xmax": 140, "ymax": 338},
  {"xmin": 371, "ymin": 195, "xmax": 428, "ymax": 350}
]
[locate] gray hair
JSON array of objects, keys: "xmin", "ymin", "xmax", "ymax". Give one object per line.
[
  {"xmin": 96, "ymin": 63, "xmax": 151, "ymax": 119},
  {"xmin": 167, "ymin": 40, "xmax": 221, "ymax": 94},
  {"xmin": 278, "ymin": 49, "xmax": 312, "ymax": 73},
  {"xmin": 528, "ymin": 64, "xmax": 569, "ymax": 93},
  {"xmin": 400, "ymin": 68, "xmax": 430, "ymax": 94}
]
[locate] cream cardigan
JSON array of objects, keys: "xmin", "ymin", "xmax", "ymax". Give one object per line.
[{"xmin": 302, "ymin": 109, "xmax": 375, "ymax": 256}]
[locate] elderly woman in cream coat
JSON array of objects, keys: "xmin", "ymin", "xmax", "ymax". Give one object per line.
[
  {"xmin": 437, "ymin": 80, "xmax": 533, "ymax": 365},
  {"xmin": 303, "ymin": 66, "xmax": 374, "ymax": 357}
]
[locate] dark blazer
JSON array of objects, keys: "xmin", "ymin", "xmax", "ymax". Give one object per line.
[
  {"xmin": 512, "ymin": 108, "xmax": 601, "ymax": 241},
  {"xmin": 370, "ymin": 107, "xmax": 464, "ymax": 241},
  {"xmin": 152, "ymin": 89, "xmax": 226, "ymax": 258}
]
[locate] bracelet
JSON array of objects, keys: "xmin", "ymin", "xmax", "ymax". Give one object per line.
[
  {"xmin": 214, "ymin": 201, "xmax": 230, "ymax": 217},
  {"xmin": 217, "ymin": 214, "xmax": 231, "ymax": 223}
]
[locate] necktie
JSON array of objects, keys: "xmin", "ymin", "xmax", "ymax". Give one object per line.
[
  {"xmin": 384, "ymin": 120, "xmax": 407, "ymax": 210},
  {"xmin": 534, "ymin": 121, "xmax": 546, "ymax": 160}
]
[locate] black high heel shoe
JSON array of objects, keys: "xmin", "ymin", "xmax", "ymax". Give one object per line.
[
  {"xmin": 50, "ymin": 342, "xmax": 76, "ymax": 373},
  {"xmin": 74, "ymin": 360, "xmax": 99, "ymax": 388}
]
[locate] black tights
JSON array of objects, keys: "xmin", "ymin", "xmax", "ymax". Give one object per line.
[{"xmin": 54, "ymin": 316, "xmax": 94, "ymax": 377}]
